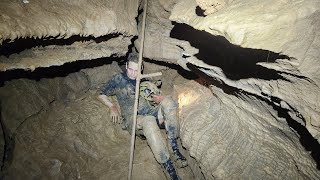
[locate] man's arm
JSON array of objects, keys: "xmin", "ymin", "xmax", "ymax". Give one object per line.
[
  {"xmin": 97, "ymin": 94, "xmax": 122, "ymax": 124},
  {"xmin": 97, "ymin": 94, "xmax": 114, "ymax": 108},
  {"xmin": 98, "ymin": 75, "xmax": 122, "ymax": 124}
]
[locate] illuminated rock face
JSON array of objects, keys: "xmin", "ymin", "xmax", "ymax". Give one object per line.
[
  {"xmin": 175, "ymin": 81, "xmax": 320, "ymax": 179},
  {"xmin": 1, "ymin": 0, "xmax": 320, "ymax": 179},
  {"xmin": 141, "ymin": 0, "xmax": 320, "ymax": 178},
  {"xmin": 169, "ymin": 0, "xmax": 320, "ymax": 143}
]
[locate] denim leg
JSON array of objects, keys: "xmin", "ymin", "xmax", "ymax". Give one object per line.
[
  {"xmin": 161, "ymin": 96, "xmax": 179, "ymax": 140},
  {"xmin": 141, "ymin": 115, "xmax": 170, "ymax": 163}
]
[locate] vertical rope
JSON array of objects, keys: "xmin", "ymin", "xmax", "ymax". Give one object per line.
[{"xmin": 128, "ymin": 0, "xmax": 148, "ymax": 179}]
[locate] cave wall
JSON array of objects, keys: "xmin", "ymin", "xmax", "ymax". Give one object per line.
[
  {"xmin": 137, "ymin": 0, "xmax": 320, "ymax": 178},
  {"xmin": 0, "ymin": 62, "xmax": 120, "ymax": 174},
  {"xmin": 175, "ymin": 81, "xmax": 319, "ymax": 179},
  {"xmin": 169, "ymin": 0, "xmax": 320, "ymax": 143},
  {"xmin": 0, "ymin": 61, "xmax": 195, "ymax": 179},
  {"xmin": 0, "ymin": 0, "xmax": 139, "ymax": 71},
  {"xmin": 0, "ymin": 0, "xmax": 320, "ymax": 179},
  {"xmin": 137, "ymin": 0, "xmax": 320, "ymax": 143}
]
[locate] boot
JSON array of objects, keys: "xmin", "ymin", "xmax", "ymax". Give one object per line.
[
  {"xmin": 162, "ymin": 159, "xmax": 180, "ymax": 180},
  {"xmin": 169, "ymin": 139, "xmax": 188, "ymax": 168}
]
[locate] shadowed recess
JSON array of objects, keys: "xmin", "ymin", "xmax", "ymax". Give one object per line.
[
  {"xmin": 170, "ymin": 23, "xmax": 290, "ymax": 81},
  {"xmin": 0, "ymin": 57, "xmax": 119, "ymax": 87},
  {"xmin": 143, "ymin": 58, "xmax": 198, "ymax": 80},
  {"xmin": 0, "ymin": 34, "xmax": 120, "ymax": 57},
  {"xmin": 195, "ymin": 6, "xmax": 206, "ymax": 17}
]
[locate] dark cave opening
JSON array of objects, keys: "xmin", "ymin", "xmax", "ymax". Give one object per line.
[
  {"xmin": 0, "ymin": 53, "xmax": 199, "ymax": 88},
  {"xmin": 170, "ymin": 22, "xmax": 291, "ymax": 81},
  {"xmin": 143, "ymin": 58, "xmax": 198, "ymax": 80},
  {"xmin": 0, "ymin": 56, "xmax": 119, "ymax": 87},
  {"xmin": 0, "ymin": 34, "xmax": 120, "ymax": 57}
]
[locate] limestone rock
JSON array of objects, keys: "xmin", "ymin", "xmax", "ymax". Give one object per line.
[
  {"xmin": 174, "ymin": 80, "xmax": 320, "ymax": 179},
  {"xmin": 0, "ymin": 66, "xmax": 194, "ymax": 179},
  {"xmin": 0, "ymin": 0, "xmax": 139, "ymax": 71},
  {"xmin": 0, "ymin": 0, "xmax": 139, "ymax": 43},
  {"xmin": 169, "ymin": 0, "xmax": 320, "ymax": 142}
]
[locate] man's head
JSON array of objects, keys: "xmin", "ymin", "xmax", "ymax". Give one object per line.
[{"xmin": 126, "ymin": 53, "xmax": 139, "ymax": 80}]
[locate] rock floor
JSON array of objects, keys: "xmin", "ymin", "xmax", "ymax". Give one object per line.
[{"xmin": 5, "ymin": 90, "xmax": 194, "ymax": 179}]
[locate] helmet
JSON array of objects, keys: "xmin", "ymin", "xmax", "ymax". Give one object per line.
[{"xmin": 140, "ymin": 81, "xmax": 161, "ymax": 102}]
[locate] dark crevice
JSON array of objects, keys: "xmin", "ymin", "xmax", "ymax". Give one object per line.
[
  {"xmin": 187, "ymin": 63, "xmax": 242, "ymax": 96},
  {"xmin": 170, "ymin": 22, "xmax": 291, "ymax": 81},
  {"xmin": 0, "ymin": 56, "xmax": 119, "ymax": 87},
  {"xmin": 0, "ymin": 34, "xmax": 120, "ymax": 57},
  {"xmin": 266, "ymin": 95, "xmax": 320, "ymax": 170},
  {"xmin": 143, "ymin": 58, "xmax": 199, "ymax": 80},
  {"xmin": 122, "ymin": 36, "xmax": 138, "ymax": 65},
  {"xmin": 0, "ymin": 103, "xmax": 15, "ymax": 174},
  {"xmin": 136, "ymin": 5, "xmax": 144, "ymax": 25},
  {"xmin": 195, "ymin": 6, "xmax": 206, "ymax": 17},
  {"xmin": 190, "ymin": 64, "xmax": 320, "ymax": 169},
  {"xmin": 280, "ymin": 71, "xmax": 316, "ymax": 84}
]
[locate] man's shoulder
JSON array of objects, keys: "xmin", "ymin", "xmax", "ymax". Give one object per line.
[
  {"xmin": 110, "ymin": 73, "xmax": 125, "ymax": 82},
  {"xmin": 113, "ymin": 72, "xmax": 125, "ymax": 78}
]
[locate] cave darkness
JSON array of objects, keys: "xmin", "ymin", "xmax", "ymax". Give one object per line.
[{"xmin": 170, "ymin": 22, "xmax": 293, "ymax": 81}]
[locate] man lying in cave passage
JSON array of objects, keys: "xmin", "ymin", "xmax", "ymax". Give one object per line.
[{"xmin": 97, "ymin": 53, "xmax": 187, "ymax": 180}]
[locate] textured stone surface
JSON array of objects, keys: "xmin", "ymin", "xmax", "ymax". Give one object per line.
[
  {"xmin": 169, "ymin": 0, "xmax": 320, "ymax": 142},
  {"xmin": 195, "ymin": 0, "xmax": 228, "ymax": 15},
  {"xmin": 174, "ymin": 80, "xmax": 320, "ymax": 179},
  {"xmin": 4, "ymin": 91, "xmax": 167, "ymax": 179},
  {"xmin": 0, "ymin": 36, "xmax": 132, "ymax": 71},
  {"xmin": 80, "ymin": 61, "xmax": 122, "ymax": 88},
  {"xmin": 0, "ymin": 0, "xmax": 139, "ymax": 43},
  {"xmin": 135, "ymin": 0, "xmax": 188, "ymax": 64},
  {"xmin": 0, "ymin": 0, "xmax": 139, "ymax": 71},
  {"xmin": 0, "ymin": 63, "xmax": 194, "ymax": 179},
  {"xmin": 0, "ymin": 0, "xmax": 320, "ymax": 179}
]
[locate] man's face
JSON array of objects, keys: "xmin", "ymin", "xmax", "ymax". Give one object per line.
[{"xmin": 126, "ymin": 61, "xmax": 139, "ymax": 80}]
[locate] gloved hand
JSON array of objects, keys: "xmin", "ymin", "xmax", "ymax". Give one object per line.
[{"xmin": 110, "ymin": 106, "xmax": 122, "ymax": 124}]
